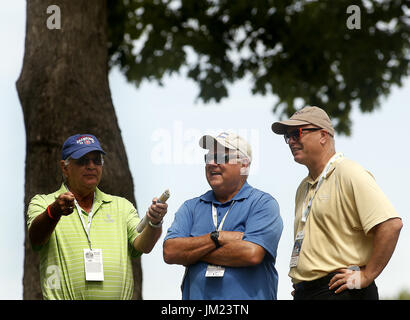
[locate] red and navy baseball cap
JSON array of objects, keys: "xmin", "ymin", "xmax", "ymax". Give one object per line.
[{"xmin": 61, "ymin": 134, "xmax": 106, "ymax": 160}]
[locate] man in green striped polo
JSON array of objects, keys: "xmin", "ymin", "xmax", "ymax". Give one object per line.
[{"xmin": 27, "ymin": 134, "xmax": 167, "ymax": 300}]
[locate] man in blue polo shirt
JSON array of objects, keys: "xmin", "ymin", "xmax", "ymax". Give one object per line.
[{"xmin": 163, "ymin": 132, "xmax": 283, "ymax": 299}]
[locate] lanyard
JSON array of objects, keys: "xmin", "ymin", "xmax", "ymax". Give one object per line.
[
  {"xmin": 75, "ymin": 196, "xmax": 96, "ymax": 250},
  {"xmin": 64, "ymin": 184, "xmax": 96, "ymax": 250},
  {"xmin": 301, "ymin": 152, "xmax": 343, "ymax": 223},
  {"xmin": 211, "ymin": 201, "xmax": 235, "ymax": 231}
]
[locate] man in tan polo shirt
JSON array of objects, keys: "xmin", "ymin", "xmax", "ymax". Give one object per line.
[{"xmin": 271, "ymin": 106, "xmax": 402, "ymax": 300}]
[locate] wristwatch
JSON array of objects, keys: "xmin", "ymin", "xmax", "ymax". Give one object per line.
[{"xmin": 210, "ymin": 231, "xmax": 221, "ymax": 248}]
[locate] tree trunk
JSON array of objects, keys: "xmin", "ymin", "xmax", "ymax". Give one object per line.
[{"xmin": 16, "ymin": 0, "xmax": 142, "ymax": 300}]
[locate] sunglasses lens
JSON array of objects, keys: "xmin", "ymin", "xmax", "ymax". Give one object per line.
[
  {"xmin": 76, "ymin": 156, "xmax": 103, "ymax": 166},
  {"xmin": 204, "ymin": 154, "xmax": 211, "ymax": 163},
  {"xmin": 204, "ymin": 154, "xmax": 216, "ymax": 164},
  {"xmin": 92, "ymin": 158, "xmax": 103, "ymax": 165},
  {"xmin": 204, "ymin": 154, "xmax": 233, "ymax": 164},
  {"xmin": 284, "ymin": 130, "xmax": 301, "ymax": 144},
  {"xmin": 76, "ymin": 158, "xmax": 87, "ymax": 166}
]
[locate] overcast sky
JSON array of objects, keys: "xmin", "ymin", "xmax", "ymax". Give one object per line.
[{"xmin": 1, "ymin": 1, "xmax": 408, "ymax": 300}]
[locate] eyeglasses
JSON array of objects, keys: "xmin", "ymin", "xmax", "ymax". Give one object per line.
[
  {"xmin": 284, "ymin": 128, "xmax": 322, "ymax": 144},
  {"xmin": 73, "ymin": 155, "xmax": 104, "ymax": 166},
  {"xmin": 204, "ymin": 153, "xmax": 239, "ymax": 164}
]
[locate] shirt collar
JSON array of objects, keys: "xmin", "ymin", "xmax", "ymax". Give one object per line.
[
  {"xmin": 306, "ymin": 166, "xmax": 337, "ymax": 185},
  {"xmin": 54, "ymin": 183, "xmax": 113, "ymax": 203},
  {"xmin": 200, "ymin": 181, "xmax": 253, "ymax": 204},
  {"xmin": 305, "ymin": 154, "xmax": 344, "ymax": 186}
]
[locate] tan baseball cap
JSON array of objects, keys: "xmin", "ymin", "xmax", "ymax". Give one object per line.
[
  {"xmin": 271, "ymin": 106, "xmax": 334, "ymax": 136},
  {"xmin": 199, "ymin": 132, "xmax": 252, "ymax": 162}
]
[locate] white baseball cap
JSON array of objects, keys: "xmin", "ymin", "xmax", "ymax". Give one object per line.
[{"xmin": 199, "ymin": 132, "xmax": 252, "ymax": 162}]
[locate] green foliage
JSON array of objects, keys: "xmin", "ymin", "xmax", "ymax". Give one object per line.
[
  {"xmin": 107, "ymin": 0, "xmax": 410, "ymax": 135},
  {"xmin": 398, "ymin": 289, "xmax": 410, "ymax": 300},
  {"xmin": 384, "ymin": 288, "xmax": 410, "ymax": 300}
]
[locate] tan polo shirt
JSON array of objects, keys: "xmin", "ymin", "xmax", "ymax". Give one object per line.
[{"xmin": 289, "ymin": 156, "xmax": 400, "ymax": 283}]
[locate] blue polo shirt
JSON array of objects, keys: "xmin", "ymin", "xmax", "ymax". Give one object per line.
[{"xmin": 164, "ymin": 182, "xmax": 283, "ymax": 300}]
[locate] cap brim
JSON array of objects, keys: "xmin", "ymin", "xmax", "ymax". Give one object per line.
[
  {"xmin": 271, "ymin": 119, "xmax": 311, "ymax": 134},
  {"xmin": 199, "ymin": 135, "xmax": 234, "ymax": 151},
  {"xmin": 70, "ymin": 146, "xmax": 106, "ymax": 159}
]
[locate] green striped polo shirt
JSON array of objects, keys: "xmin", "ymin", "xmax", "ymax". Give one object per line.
[{"xmin": 26, "ymin": 184, "xmax": 142, "ymax": 300}]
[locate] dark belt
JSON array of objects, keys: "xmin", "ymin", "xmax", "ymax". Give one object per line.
[{"xmin": 294, "ymin": 273, "xmax": 337, "ymax": 292}]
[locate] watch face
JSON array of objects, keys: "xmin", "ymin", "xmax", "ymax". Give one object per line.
[{"xmin": 210, "ymin": 231, "xmax": 220, "ymax": 247}]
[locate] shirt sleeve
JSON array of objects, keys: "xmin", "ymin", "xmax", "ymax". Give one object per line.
[
  {"xmin": 164, "ymin": 201, "xmax": 193, "ymax": 241},
  {"xmin": 26, "ymin": 194, "xmax": 52, "ymax": 251},
  {"xmin": 126, "ymin": 201, "xmax": 142, "ymax": 258},
  {"xmin": 27, "ymin": 194, "xmax": 48, "ymax": 230},
  {"xmin": 242, "ymin": 193, "xmax": 283, "ymax": 259},
  {"xmin": 340, "ymin": 161, "xmax": 401, "ymax": 235}
]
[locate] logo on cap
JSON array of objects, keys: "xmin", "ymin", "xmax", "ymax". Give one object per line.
[
  {"xmin": 76, "ymin": 136, "xmax": 95, "ymax": 145},
  {"xmin": 293, "ymin": 109, "xmax": 307, "ymax": 116},
  {"xmin": 217, "ymin": 132, "xmax": 229, "ymax": 139}
]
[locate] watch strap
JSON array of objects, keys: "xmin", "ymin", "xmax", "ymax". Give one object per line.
[{"xmin": 210, "ymin": 231, "xmax": 221, "ymax": 248}]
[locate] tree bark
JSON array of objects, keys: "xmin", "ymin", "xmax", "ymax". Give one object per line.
[{"xmin": 16, "ymin": 0, "xmax": 142, "ymax": 300}]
